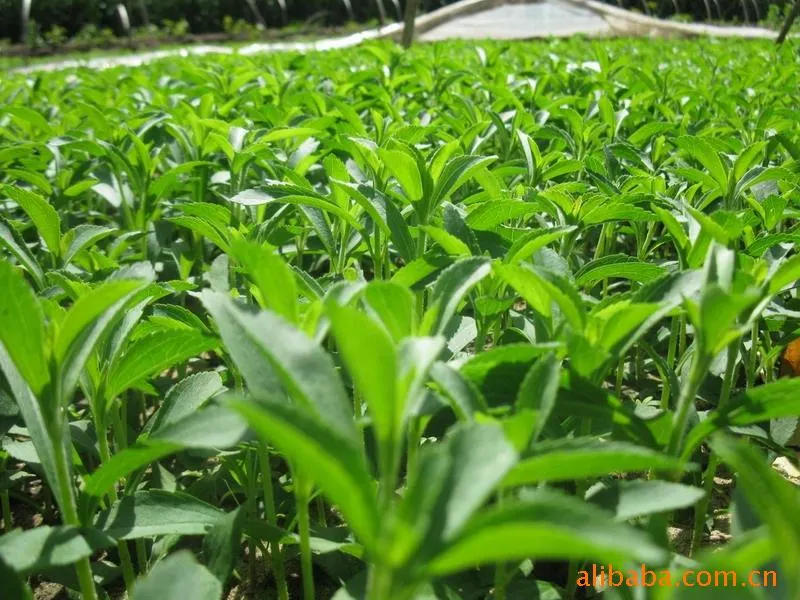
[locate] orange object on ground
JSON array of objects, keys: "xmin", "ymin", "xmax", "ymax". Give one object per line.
[{"xmin": 781, "ymin": 338, "xmax": 800, "ymax": 378}]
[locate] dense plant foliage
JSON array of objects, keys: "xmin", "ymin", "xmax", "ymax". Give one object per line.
[{"xmin": 1, "ymin": 37, "xmax": 799, "ymax": 600}]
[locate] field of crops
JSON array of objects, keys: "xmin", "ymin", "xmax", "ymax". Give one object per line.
[{"xmin": 1, "ymin": 37, "xmax": 799, "ymax": 600}]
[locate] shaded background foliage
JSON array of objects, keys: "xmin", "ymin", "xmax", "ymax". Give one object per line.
[
  {"xmin": 1, "ymin": 0, "xmax": 795, "ymax": 43},
  {"xmin": 0, "ymin": 0, "xmax": 452, "ymax": 43},
  {"xmin": 613, "ymin": 0, "xmax": 792, "ymax": 23}
]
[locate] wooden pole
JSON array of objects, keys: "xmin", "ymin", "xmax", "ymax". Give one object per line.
[
  {"xmin": 402, "ymin": 0, "xmax": 420, "ymax": 48},
  {"xmin": 776, "ymin": 1, "xmax": 800, "ymax": 44}
]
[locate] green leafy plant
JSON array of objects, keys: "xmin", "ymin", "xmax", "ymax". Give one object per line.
[{"xmin": 1, "ymin": 35, "xmax": 799, "ymax": 600}]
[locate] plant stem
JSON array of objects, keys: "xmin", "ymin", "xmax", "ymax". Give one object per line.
[
  {"xmin": 415, "ymin": 227, "xmax": 428, "ymax": 317},
  {"xmin": 661, "ymin": 315, "xmax": 680, "ymax": 409},
  {"xmin": 315, "ymin": 495, "xmax": 328, "ymax": 527},
  {"xmin": 474, "ymin": 322, "xmax": 488, "ymax": 354},
  {"xmin": 96, "ymin": 406, "xmax": 138, "ymax": 592},
  {"xmin": 493, "ymin": 491, "xmax": 508, "ymax": 600},
  {"xmin": 566, "ymin": 420, "xmax": 592, "ymax": 598},
  {"xmin": 1, "ymin": 489, "xmax": 11, "ymax": 531},
  {"xmin": 0, "ymin": 456, "xmax": 10, "ymax": 531},
  {"xmin": 367, "ymin": 562, "xmax": 395, "ymax": 600},
  {"xmin": 747, "ymin": 319, "xmax": 759, "ymax": 387},
  {"xmin": 258, "ymin": 443, "xmax": 288, "ymax": 600},
  {"xmin": 51, "ymin": 416, "xmax": 99, "ymax": 600},
  {"xmin": 295, "ymin": 477, "xmax": 315, "ymax": 600},
  {"xmin": 406, "ymin": 418, "xmax": 422, "ymax": 485},
  {"xmin": 246, "ymin": 449, "xmax": 258, "ymax": 586},
  {"xmin": 690, "ymin": 343, "xmax": 737, "ymax": 555},
  {"xmin": 118, "ymin": 540, "xmax": 137, "ymax": 591},
  {"xmin": 667, "ymin": 348, "xmax": 707, "ymax": 456},
  {"xmin": 678, "ymin": 315, "xmax": 687, "ymax": 359},
  {"xmin": 135, "ymin": 539, "xmax": 147, "ymax": 573}
]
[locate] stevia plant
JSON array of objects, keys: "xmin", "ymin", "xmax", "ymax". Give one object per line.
[{"xmin": 0, "ymin": 36, "xmax": 799, "ymax": 600}]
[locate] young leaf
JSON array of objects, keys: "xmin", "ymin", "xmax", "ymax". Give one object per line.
[
  {"xmin": 231, "ymin": 397, "xmax": 378, "ymax": 554},
  {"xmin": 202, "ymin": 291, "xmax": 355, "ymax": 440},
  {"xmin": 84, "ymin": 406, "xmax": 246, "ymax": 498},
  {"xmin": 431, "ymin": 154, "xmax": 497, "ymax": 208},
  {"xmin": 575, "ymin": 254, "xmax": 666, "ymax": 286},
  {"xmin": 586, "ymin": 480, "xmax": 706, "ymax": 520},
  {"xmin": 104, "ymin": 329, "xmax": 216, "ymax": 402},
  {"xmin": 61, "ymin": 225, "xmax": 116, "ymax": 266},
  {"xmin": 396, "ymin": 422, "xmax": 518, "ymax": 565},
  {"xmin": 363, "ymin": 281, "xmax": 416, "ymax": 342},
  {"xmin": 426, "ymin": 490, "xmax": 668, "ymax": 576},
  {"xmin": 56, "ymin": 274, "xmax": 154, "ymax": 404},
  {"xmin": 53, "ymin": 279, "xmax": 146, "ymax": 368},
  {"xmin": 0, "ymin": 184, "xmax": 61, "ymax": 258},
  {"xmin": 503, "ymin": 439, "xmax": 689, "ymax": 487},
  {"xmin": 379, "ymin": 148, "xmax": 423, "ymax": 202},
  {"xmin": 145, "ymin": 372, "xmax": 224, "ymax": 435},
  {"xmin": 230, "ymin": 239, "xmax": 298, "ymax": 324},
  {"xmin": 327, "ymin": 303, "xmax": 398, "ymax": 452},
  {"xmin": 676, "ymin": 137, "xmax": 728, "ymax": 192},
  {"xmin": 0, "ymin": 215, "xmax": 44, "ymax": 289},
  {"xmin": 0, "ymin": 260, "xmax": 48, "ymax": 396},
  {"xmin": 0, "ymin": 348, "xmax": 65, "ymax": 517},
  {"xmin": 429, "ymin": 362, "xmax": 486, "ymax": 421},
  {"xmin": 515, "ymin": 353, "xmax": 560, "ymax": 445},
  {"xmin": 421, "ymin": 257, "xmax": 491, "ymax": 336}
]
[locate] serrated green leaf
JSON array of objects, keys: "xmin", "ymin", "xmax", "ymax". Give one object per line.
[{"xmin": 105, "ymin": 329, "xmax": 216, "ymax": 402}]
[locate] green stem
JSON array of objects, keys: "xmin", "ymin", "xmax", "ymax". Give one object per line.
[
  {"xmin": 96, "ymin": 405, "xmax": 138, "ymax": 592},
  {"xmin": 762, "ymin": 332, "xmax": 775, "ymax": 384},
  {"xmin": 667, "ymin": 351, "xmax": 708, "ymax": 456},
  {"xmin": 51, "ymin": 417, "xmax": 99, "ymax": 600},
  {"xmin": 366, "ymin": 562, "xmax": 395, "ymax": 600},
  {"xmin": 493, "ymin": 492, "xmax": 508, "ymax": 600},
  {"xmin": 414, "ymin": 227, "xmax": 428, "ymax": 317},
  {"xmin": 678, "ymin": 315, "xmax": 687, "ymax": 359},
  {"xmin": 97, "ymin": 417, "xmax": 112, "ymax": 465},
  {"xmin": 118, "ymin": 540, "xmax": 137, "ymax": 592},
  {"xmin": 747, "ymin": 319, "xmax": 759, "ymax": 387},
  {"xmin": 295, "ymin": 478, "xmax": 315, "ymax": 600},
  {"xmin": 634, "ymin": 344, "xmax": 643, "ymax": 383},
  {"xmin": 474, "ymin": 322, "xmax": 488, "ymax": 354},
  {"xmin": 406, "ymin": 418, "xmax": 422, "ymax": 486},
  {"xmin": 316, "ymin": 495, "xmax": 328, "ymax": 527},
  {"xmin": 0, "ymin": 456, "xmax": 10, "ymax": 531},
  {"xmin": 691, "ymin": 344, "xmax": 737, "ymax": 555},
  {"xmin": 565, "ymin": 562, "xmax": 580, "ymax": 600},
  {"xmin": 135, "ymin": 539, "xmax": 147, "ymax": 574},
  {"xmin": 661, "ymin": 315, "xmax": 681, "ymax": 410},
  {"xmin": 246, "ymin": 450, "xmax": 258, "ymax": 586},
  {"xmin": 566, "ymin": 420, "xmax": 592, "ymax": 598},
  {"xmin": 1, "ymin": 485, "xmax": 11, "ymax": 532},
  {"xmin": 258, "ymin": 443, "xmax": 288, "ymax": 600}
]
